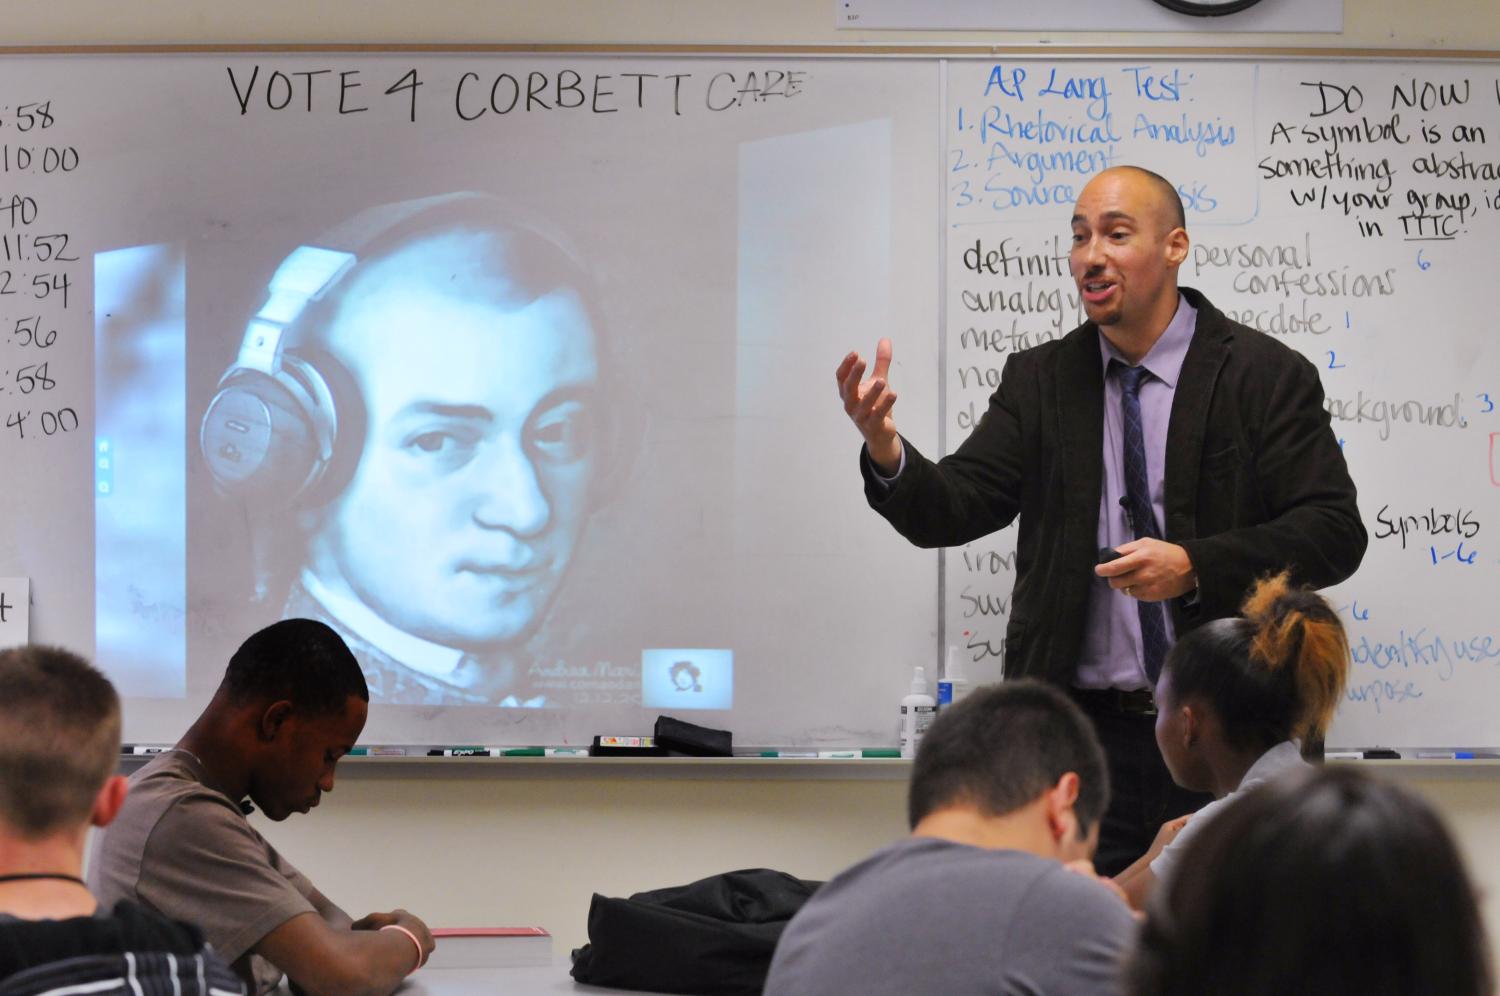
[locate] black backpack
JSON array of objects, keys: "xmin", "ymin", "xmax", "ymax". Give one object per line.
[{"xmin": 570, "ymin": 868, "xmax": 821, "ymax": 995}]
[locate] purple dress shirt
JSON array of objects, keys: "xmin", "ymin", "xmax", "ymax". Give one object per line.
[{"xmin": 1074, "ymin": 294, "xmax": 1196, "ymax": 691}]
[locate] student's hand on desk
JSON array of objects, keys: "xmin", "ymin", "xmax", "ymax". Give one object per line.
[
  {"xmin": 259, "ymin": 908, "xmax": 432, "ymax": 996},
  {"xmin": 836, "ymin": 338, "xmax": 903, "ymax": 475},
  {"xmin": 349, "ymin": 910, "xmax": 402, "ymax": 931},
  {"xmin": 1096, "ymin": 539, "xmax": 1197, "ymax": 602},
  {"xmin": 353, "ymin": 909, "xmax": 435, "ymax": 967}
]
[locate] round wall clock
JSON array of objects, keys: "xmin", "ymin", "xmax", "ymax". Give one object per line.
[{"xmin": 1152, "ymin": 0, "xmax": 1266, "ymax": 15}]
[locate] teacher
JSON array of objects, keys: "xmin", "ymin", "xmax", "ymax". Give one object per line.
[{"xmin": 838, "ymin": 165, "xmax": 1366, "ymax": 873}]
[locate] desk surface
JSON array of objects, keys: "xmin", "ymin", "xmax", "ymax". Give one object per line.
[{"xmin": 401, "ymin": 958, "xmax": 673, "ymax": 996}]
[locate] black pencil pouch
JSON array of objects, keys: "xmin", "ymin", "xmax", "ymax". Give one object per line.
[{"xmin": 653, "ymin": 715, "xmax": 733, "ymax": 756}]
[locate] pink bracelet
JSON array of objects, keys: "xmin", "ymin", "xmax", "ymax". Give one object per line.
[{"xmin": 379, "ymin": 923, "xmax": 426, "ymax": 972}]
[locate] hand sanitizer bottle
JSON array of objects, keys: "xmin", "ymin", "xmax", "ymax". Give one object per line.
[
  {"xmin": 937, "ymin": 646, "xmax": 973, "ymax": 710},
  {"xmin": 899, "ymin": 665, "xmax": 937, "ymax": 759}
]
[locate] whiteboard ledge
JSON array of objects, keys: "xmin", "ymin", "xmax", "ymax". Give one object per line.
[{"xmin": 119, "ymin": 754, "xmax": 913, "ymax": 782}]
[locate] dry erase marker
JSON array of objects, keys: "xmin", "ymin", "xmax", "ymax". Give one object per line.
[
  {"xmin": 544, "ymin": 747, "xmax": 589, "ymax": 756},
  {"xmin": 123, "ymin": 745, "xmax": 169, "ymax": 755},
  {"xmin": 349, "ymin": 747, "xmax": 407, "ymax": 757},
  {"xmin": 759, "ymin": 751, "xmax": 818, "ymax": 758},
  {"xmin": 501, "ymin": 747, "xmax": 545, "ymax": 757},
  {"xmin": 1413, "ymin": 750, "xmax": 1500, "ymax": 759},
  {"xmin": 427, "ymin": 747, "xmax": 498, "ymax": 757}
]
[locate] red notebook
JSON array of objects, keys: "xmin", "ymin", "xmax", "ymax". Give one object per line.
[{"xmin": 425, "ymin": 927, "xmax": 552, "ymax": 969}]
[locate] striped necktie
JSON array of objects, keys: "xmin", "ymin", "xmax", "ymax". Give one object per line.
[{"xmin": 1113, "ymin": 360, "xmax": 1170, "ymax": 685}]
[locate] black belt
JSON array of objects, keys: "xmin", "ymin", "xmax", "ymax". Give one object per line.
[{"xmin": 1070, "ymin": 686, "xmax": 1157, "ymax": 716}]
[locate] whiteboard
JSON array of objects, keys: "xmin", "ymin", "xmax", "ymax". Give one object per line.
[
  {"xmin": 0, "ymin": 53, "xmax": 940, "ymax": 749},
  {"xmin": 2, "ymin": 49, "xmax": 1496, "ymax": 752},
  {"xmin": 941, "ymin": 57, "xmax": 1499, "ymax": 750}
]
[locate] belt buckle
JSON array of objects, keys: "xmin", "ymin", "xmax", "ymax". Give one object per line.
[{"xmin": 1117, "ymin": 688, "xmax": 1156, "ymax": 715}]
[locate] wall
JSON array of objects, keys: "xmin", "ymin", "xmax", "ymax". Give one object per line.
[
  {"xmin": 39, "ymin": 0, "xmax": 1500, "ymax": 962},
  {"xmin": 252, "ymin": 764, "xmax": 911, "ymax": 952},
  {"xmin": 245, "ymin": 760, "xmax": 1500, "ymax": 956},
  {"xmin": 0, "ymin": 0, "xmax": 1495, "ymax": 50}
]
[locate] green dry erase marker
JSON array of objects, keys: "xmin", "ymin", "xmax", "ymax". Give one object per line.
[{"xmin": 811, "ymin": 749, "xmax": 903, "ymax": 758}]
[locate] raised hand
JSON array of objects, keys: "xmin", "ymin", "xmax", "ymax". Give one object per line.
[{"xmin": 836, "ymin": 338, "xmax": 903, "ymax": 474}]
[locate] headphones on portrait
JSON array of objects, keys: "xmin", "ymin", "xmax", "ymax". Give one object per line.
[{"xmin": 199, "ymin": 192, "xmax": 615, "ymax": 509}]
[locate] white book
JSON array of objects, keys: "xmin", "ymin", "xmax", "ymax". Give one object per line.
[{"xmin": 424, "ymin": 927, "xmax": 552, "ymax": 969}]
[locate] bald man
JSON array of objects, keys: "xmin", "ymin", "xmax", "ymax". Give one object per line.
[{"xmin": 838, "ymin": 165, "xmax": 1365, "ymax": 873}]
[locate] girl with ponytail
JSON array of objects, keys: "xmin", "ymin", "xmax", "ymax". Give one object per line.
[{"xmin": 1113, "ymin": 571, "xmax": 1350, "ymax": 909}]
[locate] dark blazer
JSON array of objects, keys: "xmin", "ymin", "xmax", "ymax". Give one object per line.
[{"xmin": 863, "ymin": 287, "xmax": 1367, "ymax": 687}]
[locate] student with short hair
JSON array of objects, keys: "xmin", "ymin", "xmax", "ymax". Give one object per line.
[
  {"xmin": 0, "ymin": 645, "xmax": 241, "ymax": 994},
  {"xmin": 1126, "ymin": 765, "xmax": 1493, "ymax": 996},
  {"xmin": 88, "ymin": 619, "xmax": 434, "ymax": 996},
  {"xmin": 764, "ymin": 680, "xmax": 1135, "ymax": 996},
  {"xmin": 1113, "ymin": 571, "xmax": 1349, "ymax": 909}
]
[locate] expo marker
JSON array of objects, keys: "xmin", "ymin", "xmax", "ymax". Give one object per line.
[
  {"xmin": 1412, "ymin": 750, "xmax": 1500, "ymax": 759},
  {"xmin": 496, "ymin": 747, "xmax": 591, "ymax": 756},
  {"xmin": 418, "ymin": 746, "xmax": 592, "ymax": 757},
  {"xmin": 756, "ymin": 749, "xmax": 904, "ymax": 759}
]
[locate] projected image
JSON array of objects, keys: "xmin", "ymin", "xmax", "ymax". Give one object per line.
[
  {"xmin": 640, "ymin": 649, "xmax": 733, "ymax": 711},
  {"xmin": 39, "ymin": 54, "xmax": 938, "ymax": 749},
  {"xmin": 198, "ymin": 194, "xmax": 617, "ymax": 707}
]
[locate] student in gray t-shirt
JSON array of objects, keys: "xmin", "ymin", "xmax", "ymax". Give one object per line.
[
  {"xmin": 88, "ymin": 619, "xmax": 434, "ymax": 996},
  {"xmin": 765, "ymin": 680, "xmax": 1135, "ymax": 996}
]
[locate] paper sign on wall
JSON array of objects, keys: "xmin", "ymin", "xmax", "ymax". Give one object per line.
[
  {"xmin": 0, "ymin": 579, "xmax": 29, "ymax": 649},
  {"xmin": 834, "ymin": 0, "xmax": 1342, "ymax": 32}
]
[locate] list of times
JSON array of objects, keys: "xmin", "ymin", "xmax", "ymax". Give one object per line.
[{"xmin": 0, "ymin": 98, "xmax": 78, "ymax": 446}]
